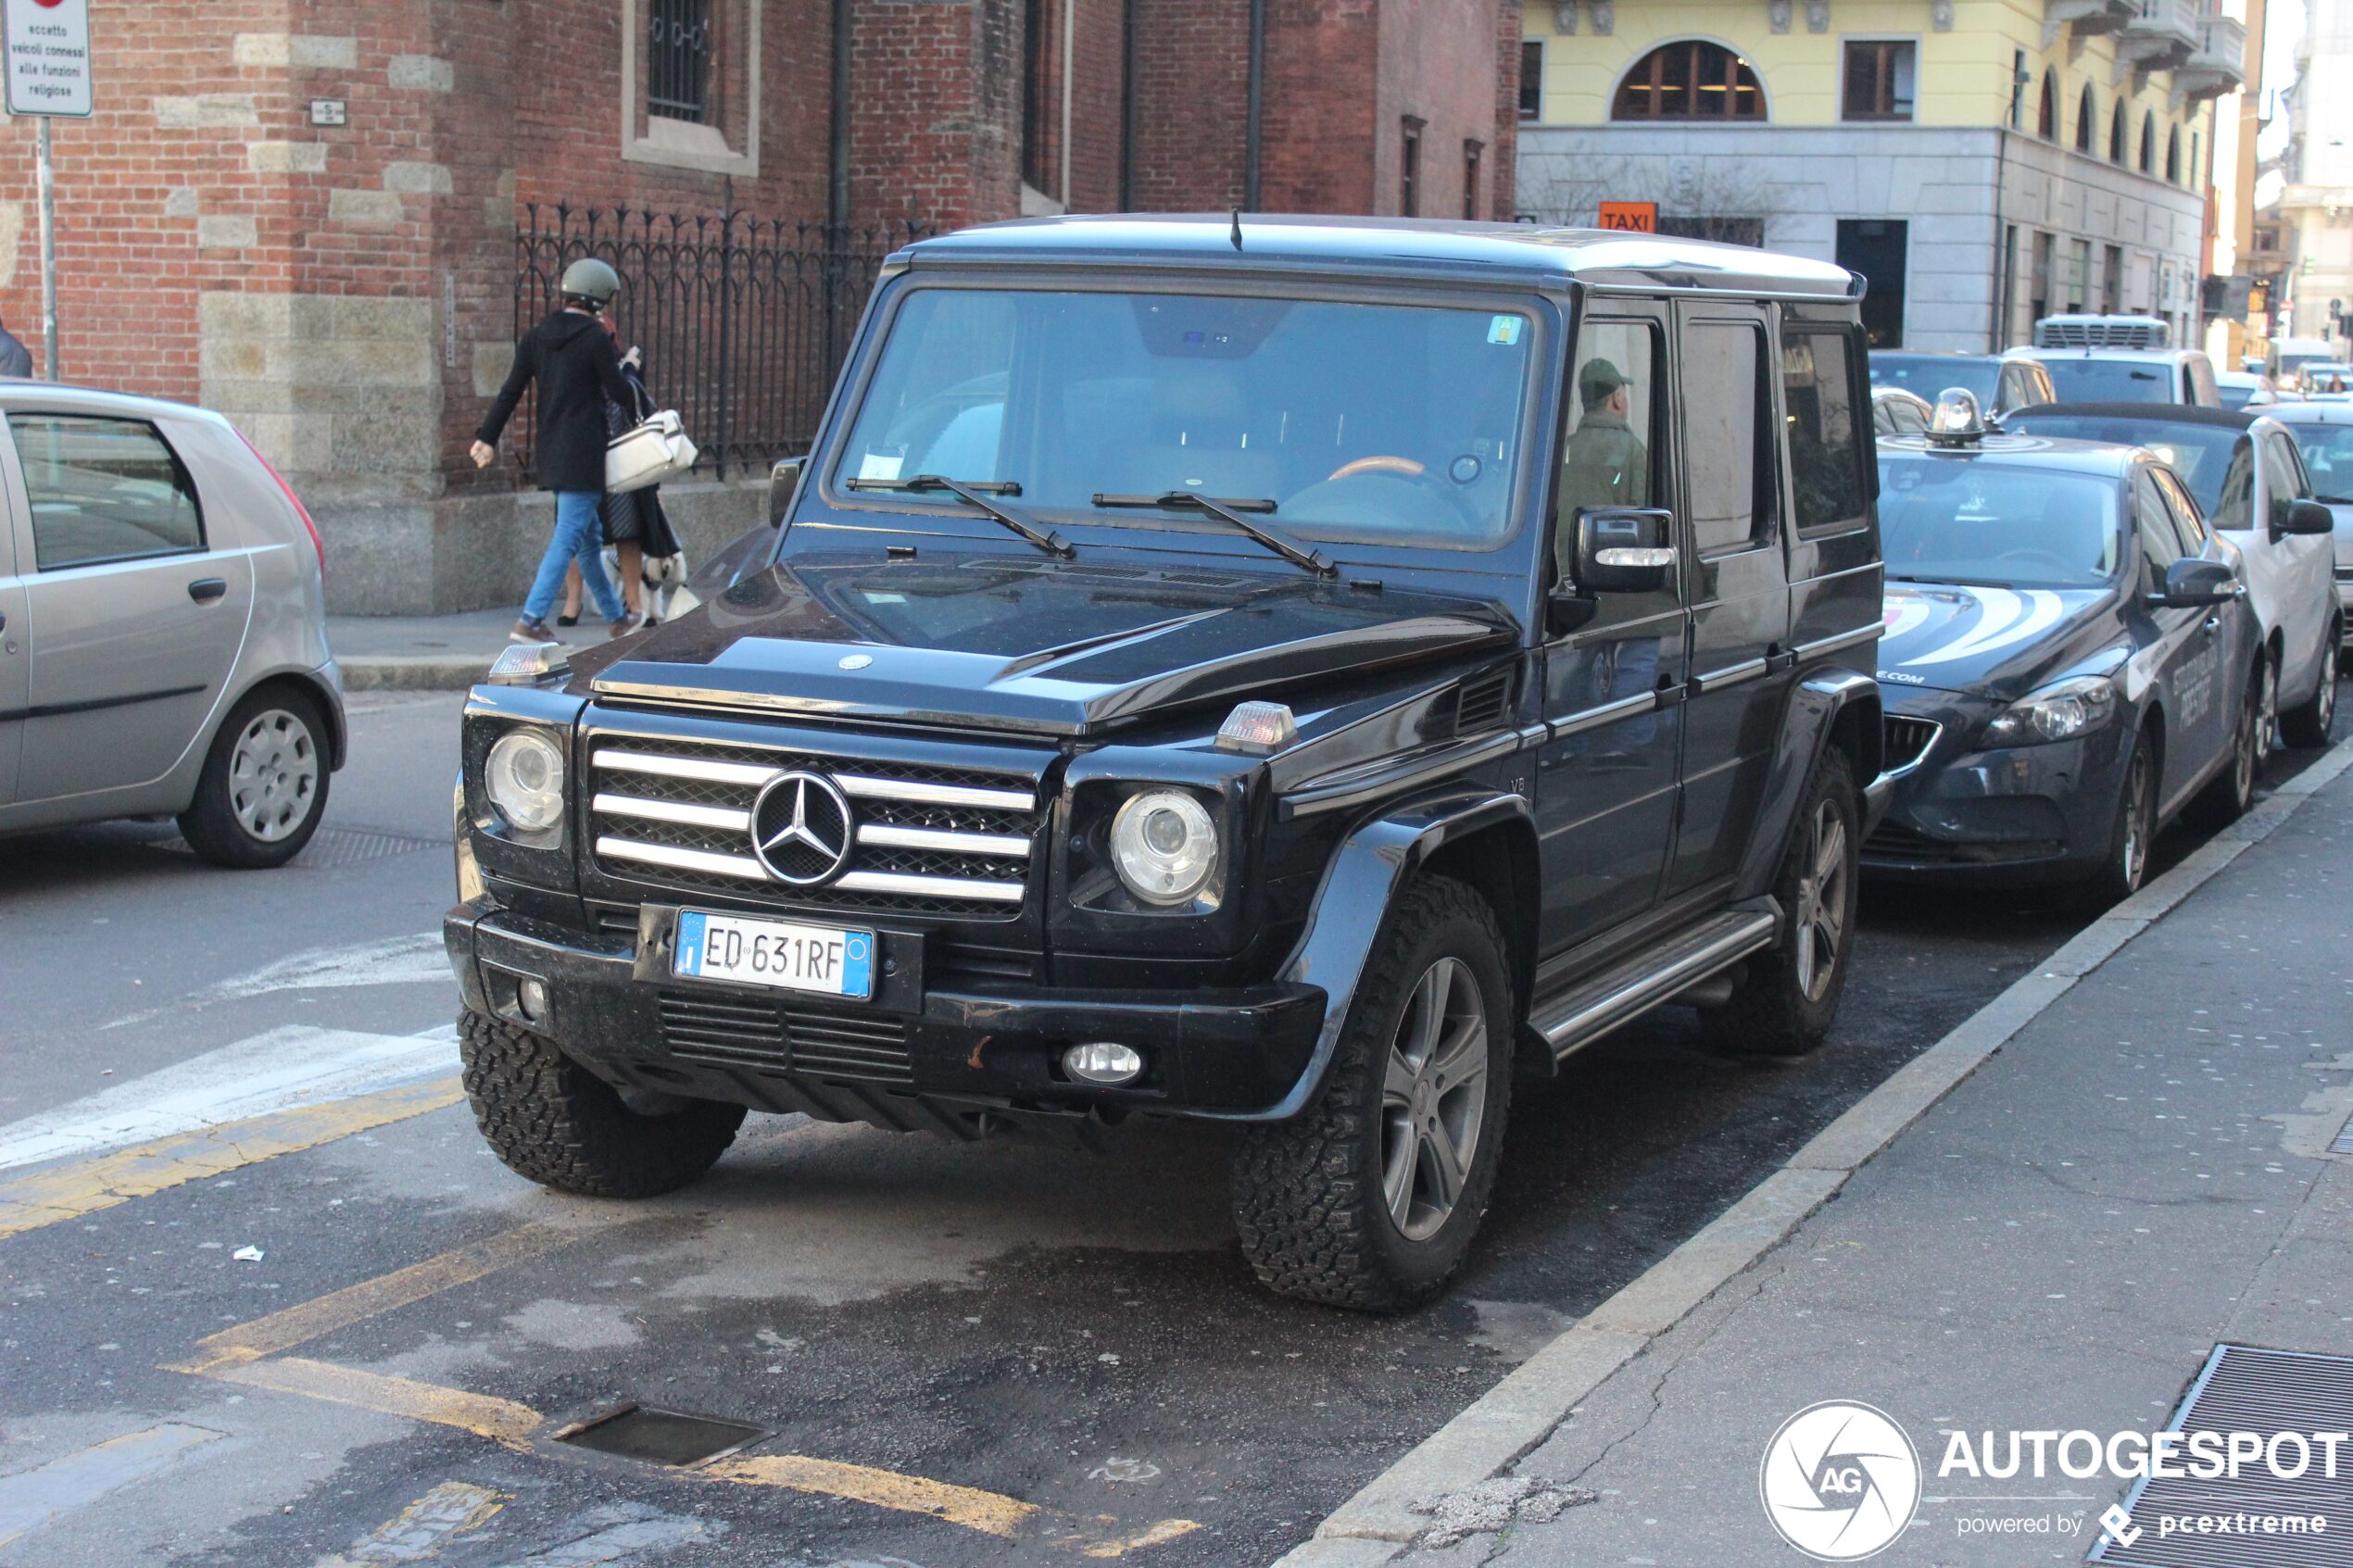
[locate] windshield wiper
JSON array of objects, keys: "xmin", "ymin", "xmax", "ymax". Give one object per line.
[
  {"xmin": 845, "ymin": 474, "xmax": 1073, "ymax": 558},
  {"xmin": 1091, "ymin": 490, "xmax": 1334, "ymax": 577},
  {"xmin": 2313, "ymin": 494, "xmax": 2353, "ymax": 505}
]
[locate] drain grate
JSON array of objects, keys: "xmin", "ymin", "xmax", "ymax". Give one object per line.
[
  {"xmin": 2092, "ymin": 1344, "xmax": 2353, "ymax": 1565},
  {"xmin": 156, "ymin": 824, "xmax": 442, "ymax": 870},
  {"xmin": 552, "ymin": 1403, "xmax": 768, "ymax": 1468}
]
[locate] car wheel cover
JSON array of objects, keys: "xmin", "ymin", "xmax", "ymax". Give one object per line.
[
  {"xmin": 2233, "ymin": 673, "xmax": 2260, "ymax": 806},
  {"xmin": 2319, "ymin": 637, "xmax": 2340, "ymax": 732},
  {"xmin": 1379, "ymin": 955, "xmax": 1490, "ymax": 1244},
  {"xmin": 2260, "ymin": 657, "xmax": 2280, "ymax": 754},
  {"xmin": 228, "ymin": 709, "xmax": 319, "ymax": 843},
  {"xmin": 1793, "ymin": 799, "xmax": 1849, "ymax": 1004}
]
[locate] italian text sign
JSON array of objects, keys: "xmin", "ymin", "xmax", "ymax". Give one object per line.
[{"xmin": 5, "ymin": 0, "xmax": 91, "ymax": 118}]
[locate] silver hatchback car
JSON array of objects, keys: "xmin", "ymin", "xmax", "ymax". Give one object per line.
[{"xmin": 0, "ymin": 384, "xmax": 344, "ymax": 867}]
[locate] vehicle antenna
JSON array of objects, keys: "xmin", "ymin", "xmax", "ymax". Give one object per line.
[{"xmin": 1230, "ymin": 208, "xmax": 1243, "ymax": 252}]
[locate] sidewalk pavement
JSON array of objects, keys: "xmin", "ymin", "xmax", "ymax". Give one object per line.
[
  {"xmin": 1293, "ymin": 746, "xmax": 2353, "ymax": 1567},
  {"xmin": 329, "ymin": 608, "xmax": 521, "ymax": 691}
]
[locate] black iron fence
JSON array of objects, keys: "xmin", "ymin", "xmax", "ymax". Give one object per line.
[{"xmin": 509, "ymin": 204, "xmax": 929, "ymax": 481}]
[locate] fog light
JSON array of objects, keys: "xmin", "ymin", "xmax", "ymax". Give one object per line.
[
  {"xmin": 1063, "ymin": 1042, "xmax": 1144, "ymax": 1085},
  {"xmin": 517, "ymin": 977, "xmax": 548, "ymax": 1022}
]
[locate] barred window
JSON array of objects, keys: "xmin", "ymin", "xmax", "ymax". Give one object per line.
[{"xmin": 648, "ymin": 0, "xmax": 712, "ymax": 124}]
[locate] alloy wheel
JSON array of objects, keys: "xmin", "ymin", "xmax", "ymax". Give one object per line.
[
  {"xmin": 2233, "ymin": 672, "xmax": 2261, "ymax": 808},
  {"xmin": 1793, "ymin": 799, "xmax": 1850, "ymax": 1003},
  {"xmin": 1378, "ymin": 956, "xmax": 1491, "ymax": 1244},
  {"xmin": 2259, "ymin": 656, "xmax": 2280, "ymax": 755},
  {"xmin": 228, "ymin": 709, "xmax": 320, "ymax": 844},
  {"xmin": 2319, "ymin": 637, "xmax": 2340, "ymax": 735},
  {"xmin": 2120, "ymin": 745, "xmax": 2151, "ymax": 892}
]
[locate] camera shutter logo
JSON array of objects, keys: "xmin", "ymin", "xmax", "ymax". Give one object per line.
[
  {"xmin": 1758, "ymin": 1400, "xmax": 1921, "ymax": 1561},
  {"xmin": 749, "ymin": 771, "xmax": 855, "ymax": 885}
]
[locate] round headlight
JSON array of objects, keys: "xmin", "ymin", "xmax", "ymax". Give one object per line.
[
  {"xmin": 484, "ymin": 730, "xmax": 566, "ymax": 833},
  {"xmin": 1109, "ymin": 789, "xmax": 1219, "ymax": 906}
]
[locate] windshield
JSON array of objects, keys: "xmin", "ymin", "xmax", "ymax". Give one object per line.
[
  {"xmin": 1870, "ymin": 354, "xmax": 1997, "ymax": 406},
  {"xmin": 2032, "ymin": 357, "xmax": 2175, "ymax": 402},
  {"xmin": 2218, "ymin": 382, "xmax": 2260, "ymax": 410},
  {"xmin": 834, "ymin": 287, "xmax": 1538, "ymax": 551},
  {"xmin": 1877, "ymin": 458, "xmax": 2122, "ymax": 589},
  {"xmin": 2005, "ymin": 414, "xmax": 2246, "ymax": 519},
  {"xmin": 2284, "ymin": 421, "xmax": 2353, "ymax": 501}
]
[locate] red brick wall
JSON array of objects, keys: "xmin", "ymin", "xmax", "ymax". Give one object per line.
[
  {"xmin": 1368, "ymin": 0, "xmax": 1504, "ymax": 220},
  {"xmin": 1257, "ymin": 0, "xmax": 1379, "ymax": 214},
  {"xmin": 1489, "ymin": 0, "xmax": 1520, "ymax": 220},
  {"xmin": 849, "ymin": 0, "xmax": 1023, "ymax": 229},
  {"xmin": 1127, "ymin": 0, "xmax": 1252, "ymax": 211}
]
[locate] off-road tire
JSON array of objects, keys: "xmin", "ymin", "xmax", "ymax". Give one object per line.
[
  {"xmin": 458, "ymin": 1010, "xmax": 745, "ymax": 1198},
  {"xmin": 2186, "ymin": 658, "xmax": 2265, "ymax": 833},
  {"xmin": 2280, "ymin": 623, "xmax": 2340, "ymax": 749},
  {"xmin": 177, "ymin": 684, "xmax": 330, "ymax": 869},
  {"xmin": 1229, "ymin": 876, "xmax": 1513, "ymax": 1313},
  {"xmin": 1700, "ymin": 750, "xmax": 1858, "ymax": 1059},
  {"xmin": 2085, "ymin": 724, "xmax": 2158, "ymax": 907}
]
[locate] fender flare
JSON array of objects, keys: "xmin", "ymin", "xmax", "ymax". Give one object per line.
[
  {"xmin": 1210, "ymin": 785, "xmax": 1534, "ymax": 1122},
  {"xmin": 1732, "ymin": 667, "xmax": 1882, "ymax": 903}
]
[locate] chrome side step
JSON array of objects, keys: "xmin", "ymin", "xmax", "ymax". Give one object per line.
[{"xmin": 1529, "ymin": 905, "xmax": 1780, "ymax": 1060}]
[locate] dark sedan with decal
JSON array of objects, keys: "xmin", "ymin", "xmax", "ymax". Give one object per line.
[{"xmin": 1866, "ymin": 402, "xmax": 2262, "ymax": 898}]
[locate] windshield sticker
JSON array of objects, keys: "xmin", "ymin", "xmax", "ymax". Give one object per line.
[
  {"xmin": 1488, "ymin": 315, "xmax": 1524, "ymax": 345},
  {"xmin": 1902, "ymin": 586, "xmax": 2067, "ymax": 667},
  {"xmin": 857, "ymin": 453, "xmax": 905, "ymax": 482}
]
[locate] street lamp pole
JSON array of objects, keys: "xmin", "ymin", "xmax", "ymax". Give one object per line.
[{"xmin": 36, "ymin": 112, "xmax": 57, "ymax": 380}]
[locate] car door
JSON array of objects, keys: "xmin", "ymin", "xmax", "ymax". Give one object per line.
[
  {"xmin": 2132, "ymin": 465, "xmax": 2227, "ymax": 809},
  {"xmin": 1534, "ymin": 304, "xmax": 1689, "ymax": 952},
  {"xmin": 3, "ymin": 410, "xmax": 255, "ymax": 803},
  {"xmin": 0, "ymin": 442, "xmax": 26, "ymax": 804},
  {"xmin": 2259, "ymin": 427, "xmax": 2332, "ymax": 690},
  {"xmin": 1665, "ymin": 301, "xmax": 1789, "ymax": 898}
]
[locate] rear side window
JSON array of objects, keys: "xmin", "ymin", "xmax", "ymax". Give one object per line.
[
  {"xmin": 2264, "ymin": 431, "xmax": 2310, "ymax": 531},
  {"xmin": 2133, "ymin": 469, "xmax": 2186, "ymax": 573},
  {"xmin": 2204, "ymin": 439, "xmax": 2253, "ymax": 533},
  {"xmin": 1781, "ymin": 329, "xmax": 1869, "ymax": 534},
  {"xmin": 2156, "ymin": 468, "xmax": 2208, "ymax": 548},
  {"xmin": 1680, "ymin": 320, "xmax": 1772, "ymax": 555},
  {"xmin": 6, "ymin": 414, "xmax": 205, "ymax": 571}
]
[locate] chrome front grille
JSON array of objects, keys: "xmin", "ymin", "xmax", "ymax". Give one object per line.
[{"xmin": 589, "ymin": 739, "xmax": 1040, "ymax": 919}]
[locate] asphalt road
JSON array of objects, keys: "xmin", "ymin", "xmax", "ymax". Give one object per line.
[{"xmin": 0, "ymin": 687, "xmax": 2337, "ymax": 1568}]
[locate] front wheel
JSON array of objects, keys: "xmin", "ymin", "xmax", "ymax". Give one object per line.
[
  {"xmin": 177, "ymin": 685, "xmax": 330, "ymax": 868},
  {"xmin": 2087, "ymin": 726, "xmax": 2158, "ymax": 905},
  {"xmin": 1230, "ymin": 876, "xmax": 1513, "ymax": 1312},
  {"xmin": 2281, "ymin": 625, "xmax": 2340, "ymax": 748},
  {"xmin": 1700, "ymin": 751, "xmax": 1858, "ymax": 1059},
  {"xmin": 458, "ymin": 1010, "xmax": 745, "ymax": 1198}
]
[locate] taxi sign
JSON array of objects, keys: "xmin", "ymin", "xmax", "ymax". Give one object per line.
[
  {"xmin": 1597, "ymin": 201, "xmax": 1656, "ymax": 234},
  {"xmin": 5, "ymin": 0, "xmax": 91, "ymax": 118}
]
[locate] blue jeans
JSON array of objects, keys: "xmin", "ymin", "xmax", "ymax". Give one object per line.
[{"xmin": 523, "ymin": 491, "xmax": 623, "ymax": 625}]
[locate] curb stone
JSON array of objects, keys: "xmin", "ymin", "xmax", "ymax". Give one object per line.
[
  {"xmin": 343, "ymin": 657, "xmax": 492, "ymax": 693},
  {"xmin": 1271, "ymin": 738, "xmax": 2353, "ymax": 1564}
]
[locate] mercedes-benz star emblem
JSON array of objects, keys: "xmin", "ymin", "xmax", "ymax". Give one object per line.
[{"xmin": 749, "ymin": 771, "xmax": 855, "ymax": 885}]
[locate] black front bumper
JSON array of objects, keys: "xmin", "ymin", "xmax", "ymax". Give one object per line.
[
  {"xmin": 443, "ymin": 899, "xmax": 1327, "ymax": 1133},
  {"xmin": 1860, "ymin": 724, "xmax": 2128, "ymax": 886}
]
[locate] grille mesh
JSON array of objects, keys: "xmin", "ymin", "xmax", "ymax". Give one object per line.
[
  {"xmin": 658, "ymin": 990, "xmax": 914, "ymax": 1085},
  {"xmin": 1883, "ymin": 715, "xmax": 1941, "ymax": 772}
]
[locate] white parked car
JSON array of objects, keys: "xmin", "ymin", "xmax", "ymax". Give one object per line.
[
  {"xmin": 2268, "ymin": 399, "xmax": 2353, "ymax": 652},
  {"xmin": 2008, "ymin": 402, "xmax": 2340, "ymax": 747},
  {"xmin": 0, "ymin": 383, "xmax": 344, "ymax": 865}
]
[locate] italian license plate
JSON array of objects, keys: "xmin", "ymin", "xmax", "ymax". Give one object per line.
[{"xmin": 671, "ymin": 909, "xmax": 875, "ymax": 1000}]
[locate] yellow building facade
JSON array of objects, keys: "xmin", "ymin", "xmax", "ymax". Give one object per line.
[{"xmin": 1517, "ymin": 0, "xmax": 2242, "ymax": 349}]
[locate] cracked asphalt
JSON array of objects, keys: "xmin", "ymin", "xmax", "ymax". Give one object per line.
[{"xmin": 0, "ymin": 691, "xmax": 2335, "ymax": 1568}]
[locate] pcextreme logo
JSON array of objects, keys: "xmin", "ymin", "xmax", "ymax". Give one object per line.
[{"xmin": 1759, "ymin": 1401, "xmax": 1923, "ymax": 1561}]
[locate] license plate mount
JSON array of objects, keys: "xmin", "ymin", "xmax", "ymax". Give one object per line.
[{"xmin": 671, "ymin": 909, "xmax": 875, "ymax": 1001}]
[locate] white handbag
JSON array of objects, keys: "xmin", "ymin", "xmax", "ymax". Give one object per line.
[{"xmin": 606, "ymin": 408, "xmax": 698, "ymax": 495}]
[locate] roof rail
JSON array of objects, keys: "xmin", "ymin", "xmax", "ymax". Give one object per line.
[{"xmin": 2032, "ymin": 313, "xmax": 2171, "ymax": 349}]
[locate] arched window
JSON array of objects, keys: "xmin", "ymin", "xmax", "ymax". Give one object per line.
[
  {"xmin": 2076, "ymin": 85, "xmax": 2095, "ymax": 151},
  {"xmin": 2165, "ymin": 125, "xmax": 2181, "ymax": 182},
  {"xmin": 2109, "ymin": 101, "xmax": 2126, "ymax": 162},
  {"xmin": 2139, "ymin": 110, "xmax": 2155, "ymax": 173},
  {"xmin": 2037, "ymin": 70, "xmax": 2057, "ymax": 140},
  {"xmin": 1612, "ymin": 41, "xmax": 1765, "ymax": 120}
]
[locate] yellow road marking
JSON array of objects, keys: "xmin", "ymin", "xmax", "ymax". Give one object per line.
[
  {"xmin": 206, "ymin": 1356, "xmax": 545, "ymax": 1448},
  {"xmin": 314, "ymin": 1480, "xmax": 509, "ymax": 1568},
  {"xmin": 1079, "ymin": 1517, "xmax": 1204, "ymax": 1557},
  {"xmin": 171, "ymin": 1222, "xmax": 578, "ymax": 1374},
  {"xmin": 700, "ymin": 1452, "xmax": 1039, "ymax": 1538},
  {"xmin": 0, "ymin": 1077, "xmax": 465, "ymax": 1242}
]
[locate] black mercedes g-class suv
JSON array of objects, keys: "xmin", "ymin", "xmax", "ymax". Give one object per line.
[{"xmin": 446, "ymin": 216, "xmax": 1889, "ymax": 1311}]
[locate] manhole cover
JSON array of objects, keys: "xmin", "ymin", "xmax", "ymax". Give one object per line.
[
  {"xmin": 2092, "ymin": 1344, "xmax": 2353, "ymax": 1564},
  {"xmin": 552, "ymin": 1403, "xmax": 767, "ymax": 1468},
  {"xmin": 156, "ymin": 825, "xmax": 441, "ymax": 870}
]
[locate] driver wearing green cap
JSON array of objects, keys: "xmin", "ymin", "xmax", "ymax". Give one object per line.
[{"xmin": 1557, "ymin": 357, "xmax": 1650, "ymax": 561}]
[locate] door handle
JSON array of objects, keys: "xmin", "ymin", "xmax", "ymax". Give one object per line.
[
  {"xmin": 1765, "ymin": 643, "xmax": 1796, "ymax": 674},
  {"xmin": 188, "ymin": 578, "xmax": 228, "ymax": 605},
  {"xmin": 1653, "ymin": 678, "xmax": 1688, "ymax": 709},
  {"xmin": 2202, "ymin": 613, "xmax": 2222, "ymax": 633}
]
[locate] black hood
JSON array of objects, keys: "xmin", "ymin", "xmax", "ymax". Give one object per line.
[
  {"xmin": 1875, "ymin": 582, "xmax": 2120, "ymax": 700},
  {"xmin": 575, "ymin": 553, "xmax": 1516, "ymax": 736},
  {"xmin": 539, "ymin": 310, "xmax": 606, "ymax": 348}
]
